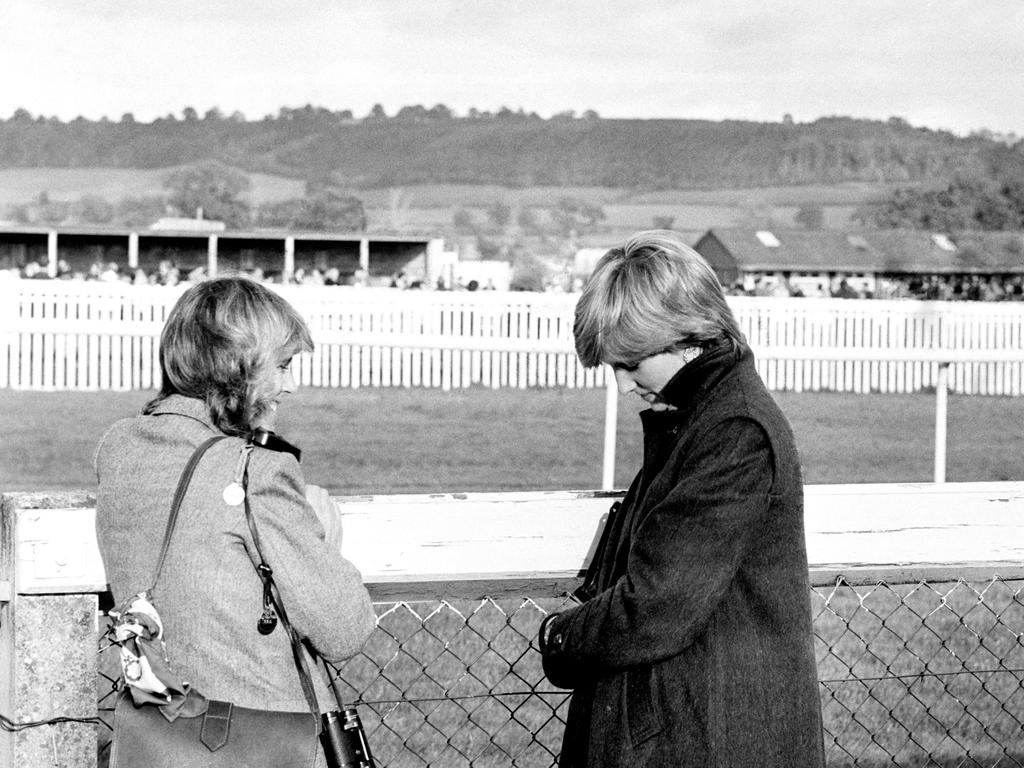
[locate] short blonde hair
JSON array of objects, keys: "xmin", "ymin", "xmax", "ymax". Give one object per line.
[
  {"xmin": 574, "ymin": 230, "xmax": 743, "ymax": 368},
  {"xmin": 145, "ymin": 276, "xmax": 313, "ymax": 435}
]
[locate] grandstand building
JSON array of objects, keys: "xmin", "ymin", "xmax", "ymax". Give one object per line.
[{"xmin": 0, "ymin": 224, "xmax": 446, "ymax": 285}]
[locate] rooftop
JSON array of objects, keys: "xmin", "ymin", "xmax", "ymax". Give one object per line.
[{"xmin": 696, "ymin": 228, "xmax": 1024, "ymax": 274}]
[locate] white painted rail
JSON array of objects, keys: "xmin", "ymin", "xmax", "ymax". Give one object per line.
[
  {"xmin": 7, "ymin": 482, "xmax": 1024, "ymax": 600},
  {"xmin": 4, "ymin": 486, "xmax": 1024, "ymax": 767}
]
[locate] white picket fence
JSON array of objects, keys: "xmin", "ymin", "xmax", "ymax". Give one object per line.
[{"xmin": 4, "ymin": 278, "xmax": 1024, "ymax": 394}]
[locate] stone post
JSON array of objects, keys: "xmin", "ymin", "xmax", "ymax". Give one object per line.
[{"xmin": 0, "ymin": 491, "xmax": 101, "ymax": 768}]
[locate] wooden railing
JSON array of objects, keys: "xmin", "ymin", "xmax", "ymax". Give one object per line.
[{"xmin": 3, "ymin": 483, "xmax": 1024, "ymax": 767}]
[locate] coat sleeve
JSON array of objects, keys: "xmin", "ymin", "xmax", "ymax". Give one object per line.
[
  {"xmin": 541, "ymin": 416, "xmax": 773, "ymax": 689},
  {"xmin": 244, "ymin": 448, "xmax": 376, "ymax": 663}
]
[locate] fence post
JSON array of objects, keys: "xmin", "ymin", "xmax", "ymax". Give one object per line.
[
  {"xmin": 0, "ymin": 493, "xmax": 12, "ymax": 768},
  {"xmin": 602, "ymin": 368, "xmax": 618, "ymax": 490},
  {"xmin": 934, "ymin": 362, "xmax": 949, "ymax": 483},
  {"xmin": 0, "ymin": 276, "xmax": 15, "ymax": 388},
  {"xmin": 0, "ymin": 492, "xmax": 100, "ymax": 768}
]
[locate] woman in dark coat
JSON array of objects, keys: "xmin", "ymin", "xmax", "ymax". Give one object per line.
[{"xmin": 539, "ymin": 231, "xmax": 825, "ymax": 767}]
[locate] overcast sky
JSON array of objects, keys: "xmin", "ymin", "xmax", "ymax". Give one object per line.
[{"xmin": 2, "ymin": 0, "xmax": 1022, "ymax": 137}]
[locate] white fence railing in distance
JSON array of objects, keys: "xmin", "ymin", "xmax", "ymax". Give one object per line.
[
  {"xmin": 736, "ymin": 297, "xmax": 1024, "ymax": 395},
  {"xmin": 596, "ymin": 348, "xmax": 1024, "ymax": 488},
  {"xmin": 1, "ymin": 281, "xmax": 604, "ymax": 391},
  {"xmin": 5, "ymin": 279, "xmax": 1024, "ymax": 394}
]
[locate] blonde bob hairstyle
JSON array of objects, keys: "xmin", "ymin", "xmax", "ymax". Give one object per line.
[
  {"xmin": 144, "ymin": 276, "xmax": 313, "ymax": 436},
  {"xmin": 573, "ymin": 230, "xmax": 744, "ymax": 368}
]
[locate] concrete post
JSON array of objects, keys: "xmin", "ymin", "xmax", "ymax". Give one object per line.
[{"xmin": 0, "ymin": 492, "xmax": 100, "ymax": 768}]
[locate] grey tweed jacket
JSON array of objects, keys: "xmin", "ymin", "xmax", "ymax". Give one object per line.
[{"xmin": 94, "ymin": 395, "xmax": 376, "ymax": 715}]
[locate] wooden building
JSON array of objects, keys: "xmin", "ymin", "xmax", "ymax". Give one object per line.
[{"xmin": 693, "ymin": 228, "xmax": 1024, "ymax": 297}]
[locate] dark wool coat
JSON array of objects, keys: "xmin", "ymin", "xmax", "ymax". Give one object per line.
[{"xmin": 540, "ymin": 340, "xmax": 825, "ymax": 768}]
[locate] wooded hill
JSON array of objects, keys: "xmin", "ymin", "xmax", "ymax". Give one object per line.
[{"xmin": 2, "ymin": 107, "xmax": 1022, "ymax": 189}]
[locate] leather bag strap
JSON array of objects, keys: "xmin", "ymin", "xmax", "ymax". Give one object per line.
[
  {"xmin": 241, "ymin": 464, "xmax": 325, "ymax": 719},
  {"xmin": 145, "ymin": 433, "xmax": 339, "ymax": 719},
  {"xmin": 149, "ymin": 435, "xmax": 228, "ymax": 594}
]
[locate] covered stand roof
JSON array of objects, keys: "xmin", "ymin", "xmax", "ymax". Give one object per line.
[{"xmin": 694, "ymin": 228, "xmax": 1024, "ymax": 275}]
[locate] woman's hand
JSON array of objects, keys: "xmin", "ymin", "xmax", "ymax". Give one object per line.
[{"xmin": 305, "ymin": 484, "xmax": 344, "ymax": 552}]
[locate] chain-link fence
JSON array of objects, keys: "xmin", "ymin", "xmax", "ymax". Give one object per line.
[
  {"xmin": 96, "ymin": 578, "xmax": 1024, "ymax": 767},
  {"xmin": 813, "ymin": 578, "xmax": 1024, "ymax": 767}
]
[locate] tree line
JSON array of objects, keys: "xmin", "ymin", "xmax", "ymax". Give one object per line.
[
  {"xmin": 856, "ymin": 175, "xmax": 1024, "ymax": 232},
  {"xmin": 4, "ymin": 161, "xmax": 366, "ymax": 231},
  {"xmin": 2, "ymin": 106, "xmax": 1022, "ymax": 189}
]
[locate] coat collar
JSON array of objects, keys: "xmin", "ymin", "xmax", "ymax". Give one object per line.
[
  {"xmin": 148, "ymin": 394, "xmax": 220, "ymax": 433},
  {"xmin": 659, "ymin": 338, "xmax": 746, "ymax": 409},
  {"xmin": 638, "ymin": 338, "xmax": 747, "ymax": 432}
]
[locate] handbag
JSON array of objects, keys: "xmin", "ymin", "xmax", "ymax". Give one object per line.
[
  {"xmin": 108, "ymin": 435, "xmax": 374, "ymax": 768},
  {"xmin": 110, "ymin": 693, "xmax": 318, "ymax": 768}
]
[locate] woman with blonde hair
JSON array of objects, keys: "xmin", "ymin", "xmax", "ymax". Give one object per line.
[
  {"xmin": 95, "ymin": 276, "xmax": 375, "ymax": 767},
  {"xmin": 539, "ymin": 231, "xmax": 824, "ymax": 767}
]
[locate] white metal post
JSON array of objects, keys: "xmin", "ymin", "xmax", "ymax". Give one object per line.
[
  {"xmin": 359, "ymin": 238, "xmax": 370, "ymax": 272},
  {"xmin": 602, "ymin": 367, "xmax": 618, "ymax": 490},
  {"xmin": 127, "ymin": 232, "xmax": 139, "ymax": 269},
  {"xmin": 934, "ymin": 362, "xmax": 949, "ymax": 483},
  {"xmin": 283, "ymin": 236, "xmax": 295, "ymax": 282},
  {"xmin": 207, "ymin": 235, "xmax": 218, "ymax": 277},
  {"xmin": 47, "ymin": 230, "xmax": 58, "ymax": 277}
]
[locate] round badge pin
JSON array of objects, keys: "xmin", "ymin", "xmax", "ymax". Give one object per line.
[{"xmin": 222, "ymin": 482, "xmax": 245, "ymax": 506}]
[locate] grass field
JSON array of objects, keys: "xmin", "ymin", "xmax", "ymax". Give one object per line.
[
  {"xmin": 0, "ymin": 168, "xmax": 889, "ymax": 238},
  {"xmin": 0, "ymin": 169, "xmax": 891, "ymax": 207},
  {"xmin": 0, "ymin": 167, "xmax": 308, "ymax": 207},
  {"xmin": 2, "ymin": 387, "xmax": 1023, "ymax": 493}
]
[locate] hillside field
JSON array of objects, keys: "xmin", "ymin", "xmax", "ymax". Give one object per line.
[
  {"xmin": 0, "ymin": 168, "xmax": 893, "ymax": 237},
  {"xmin": 2, "ymin": 387, "xmax": 1022, "ymax": 494}
]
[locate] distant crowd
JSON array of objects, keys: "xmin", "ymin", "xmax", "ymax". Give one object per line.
[
  {"xmin": 9, "ymin": 259, "xmax": 367, "ymax": 287},
  {"xmin": 4, "ymin": 258, "xmax": 507, "ymax": 292},
  {"xmin": 726, "ymin": 272, "xmax": 1024, "ymax": 302},
  {"xmin": 6, "ymin": 259, "xmax": 441, "ymax": 289},
  {"xmin": 8, "ymin": 258, "xmax": 1024, "ymax": 301},
  {"xmin": 878, "ymin": 274, "xmax": 1024, "ymax": 301}
]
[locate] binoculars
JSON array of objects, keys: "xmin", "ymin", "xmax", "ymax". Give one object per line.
[{"xmin": 321, "ymin": 708, "xmax": 375, "ymax": 768}]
